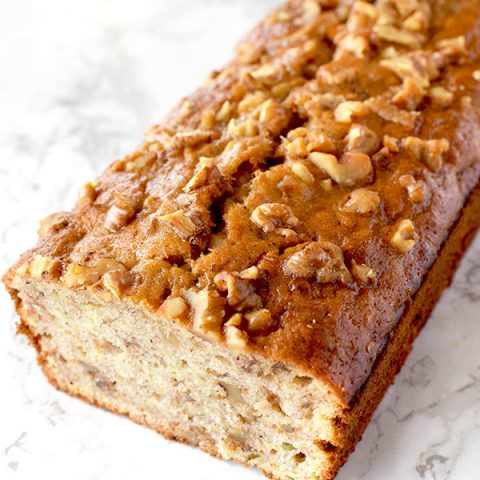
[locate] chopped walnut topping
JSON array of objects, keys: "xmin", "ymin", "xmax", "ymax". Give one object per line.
[
  {"xmin": 391, "ymin": 219, "xmax": 418, "ymax": 253},
  {"xmin": 303, "ymin": 0, "xmax": 321, "ymax": 19},
  {"xmin": 380, "ymin": 56, "xmax": 430, "ymax": 88},
  {"xmin": 237, "ymin": 42, "xmax": 261, "ymax": 64},
  {"xmin": 28, "ymin": 255, "xmax": 60, "ymax": 279},
  {"xmin": 320, "ymin": 179, "xmax": 333, "ymax": 191},
  {"xmin": 383, "ymin": 135, "xmax": 400, "ymax": 153},
  {"xmin": 290, "ymin": 161, "xmax": 315, "ymax": 184},
  {"xmin": 334, "ymin": 101, "xmax": 369, "ymax": 123},
  {"xmin": 174, "ymin": 129, "xmax": 216, "ymax": 147},
  {"xmin": 158, "ymin": 209, "xmax": 200, "ymax": 239},
  {"xmin": 342, "ymin": 188, "xmax": 380, "ymax": 214},
  {"xmin": 316, "ymin": 93, "xmax": 346, "ymax": 109},
  {"xmin": 392, "ymin": 77, "xmax": 425, "ymax": 110},
  {"xmin": 125, "ymin": 151, "xmax": 157, "ymax": 172},
  {"xmin": 424, "ymin": 139, "xmax": 450, "ymax": 171},
  {"xmin": 403, "ymin": 10, "xmax": 428, "ymax": 32},
  {"xmin": 255, "ymin": 99, "xmax": 288, "ymax": 135},
  {"xmin": 251, "ymin": 203, "xmax": 300, "ymax": 236},
  {"xmin": 344, "ymin": 124, "xmax": 379, "ymax": 154},
  {"xmin": 225, "ymin": 313, "xmax": 242, "ymax": 327},
  {"xmin": 399, "ymin": 174, "xmax": 426, "ymax": 203},
  {"xmin": 78, "ymin": 181, "xmax": 98, "ymax": 202},
  {"xmin": 102, "ymin": 269, "xmax": 133, "ymax": 299},
  {"xmin": 62, "ymin": 259, "xmax": 126, "ymax": 288},
  {"xmin": 228, "ymin": 118, "xmax": 258, "ymax": 137},
  {"xmin": 186, "ymin": 288, "xmax": 226, "ymax": 341},
  {"xmin": 309, "ymin": 152, "xmax": 372, "ymax": 186},
  {"xmin": 284, "ymin": 241, "xmax": 352, "ymax": 284},
  {"xmin": 403, "ymin": 137, "xmax": 450, "ymax": 171},
  {"xmin": 437, "ymin": 36, "xmax": 466, "ymax": 60},
  {"xmin": 184, "ymin": 156, "xmax": 221, "ymax": 192},
  {"xmin": 366, "ymin": 93, "xmax": 418, "ymax": 130},
  {"xmin": 238, "ymin": 266, "xmax": 259, "ymax": 280},
  {"xmin": 336, "ymin": 34, "xmax": 370, "ymax": 59},
  {"xmin": 251, "ymin": 63, "xmax": 277, "ymax": 79},
  {"xmin": 216, "ymin": 101, "xmax": 232, "ymax": 122},
  {"xmin": 351, "ymin": 260, "xmax": 376, "ymax": 284},
  {"xmin": 163, "ymin": 296, "xmax": 188, "ymax": 319},
  {"xmin": 238, "ymin": 91, "xmax": 268, "ymax": 113},
  {"xmin": 245, "ymin": 309, "xmax": 272, "ymax": 332},
  {"xmin": 225, "ymin": 325, "xmax": 248, "ymax": 349},
  {"xmin": 38, "ymin": 211, "xmax": 68, "ymax": 239},
  {"xmin": 428, "ymin": 86, "xmax": 453, "ymax": 109},
  {"xmin": 347, "ymin": 1, "xmax": 378, "ymax": 32},
  {"xmin": 283, "ymin": 127, "xmax": 335, "ymax": 159},
  {"xmin": 214, "ymin": 272, "xmax": 262, "ymax": 311},
  {"xmin": 373, "ymin": 25, "xmax": 419, "ymax": 48},
  {"xmin": 201, "ymin": 109, "xmax": 216, "ymax": 130},
  {"xmin": 104, "ymin": 193, "xmax": 138, "ymax": 232}
]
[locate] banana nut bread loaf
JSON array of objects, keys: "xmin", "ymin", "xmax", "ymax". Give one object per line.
[{"xmin": 3, "ymin": 0, "xmax": 480, "ymax": 479}]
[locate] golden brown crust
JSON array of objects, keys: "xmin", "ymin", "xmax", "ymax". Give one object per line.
[
  {"xmin": 3, "ymin": 0, "xmax": 480, "ymax": 404},
  {"xmin": 20, "ymin": 183, "xmax": 480, "ymax": 480}
]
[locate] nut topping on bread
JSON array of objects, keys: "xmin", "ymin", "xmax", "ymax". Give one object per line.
[
  {"xmin": 284, "ymin": 241, "xmax": 352, "ymax": 284},
  {"xmin": 391, "ymin": 219, "xmax": 418, "ymax": 253},
  {"xmin": 4, "ymin": 1, "xmax": 480, "ymax": 479},
  {"xmin": 251, "ymin": 203, "xmax": 300, "ymax": 236},
  {"xmin": 342, "ymin": 188, "xmax": 380, "ymax": 214},
  {"xmin": 309, "ymin": 152, "xmax": 372, "ymax": 186}
]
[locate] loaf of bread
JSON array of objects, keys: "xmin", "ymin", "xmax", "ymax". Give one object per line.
[{"xmin": 4, "ymin": 1, "xmax": 480, "ymax": 479}]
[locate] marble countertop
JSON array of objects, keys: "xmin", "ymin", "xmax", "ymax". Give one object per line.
[{"xmin": 1, "ymin": 1, "xmax": 479, "ymax": 479}]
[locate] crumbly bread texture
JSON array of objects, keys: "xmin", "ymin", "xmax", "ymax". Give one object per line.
[{"xmin": 3, "ymin": 0, "xmax": 480, "ymax": 479}]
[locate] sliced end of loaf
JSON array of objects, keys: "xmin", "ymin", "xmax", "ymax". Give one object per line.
[{"xmin": 10, "ymin": 274, "xmax": 345, "ymax": 480}]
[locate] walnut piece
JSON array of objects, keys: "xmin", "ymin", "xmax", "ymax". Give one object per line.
[
  {"xmin": 38, "ymin": 211, "xmax": 68, "ymax": 239},
  {"xmin": 104, "ymin": 193, "xmax": 138, "ymax": 233},
  {"xmin": 391, "ymin": 219, "xmax": 418, "ymax": 253},
  {"xmin": 163, "ymin": 296, "xmax": 188, "ymax": 319},
  {"xmin": 245, "ymin": 309, "xmax": 273, "ymax": 332},
  {"xmin": 373, "ymin": 24, "xmax": 419, "ymax": 48},
  {"xmin": 399, "ymin": 174, "xmax": 426, "ymax": 203},
  {"xmin": 238, "ymin": 266, "xmax": 259, "ymax": 280},
  {"xmin": 186, "ymin": 288, "xmax": 226, "ymax": 341},
  {"xmin": 344, "ymin": 124, "xmax": 379, "ymax": 154},
  {"xmin": 28, "ymin": 255, "xmax": 61, "ymax": 279},
  {"xmin": 351, "ymin": 260, "xmax": 376, "ymax": 284},
  {"xmin": 290, "ymin": 161, "xmax": 315, "ymax": 184},
  {"xmin": 284, "ymin": 241, "xmax": 352, "ymax": 284},
  {"xmin": 214, "ymin": 272, "xmax": 262, "ymax": 311},
  {"xmin": 251, "ymin": 203, "xmax": 300, "ymax": 236},
  {"xmin": 102, "ymin": 269, "xmax": 133, "ymax": 299},
  {"xmin": 334, "ymin": 101, "xmax": 369, "ymax": 123},
  {"xmin": 342, "ymin": 188, "xmax": 380, "ymax": 214},
  {"xmin": 158, "ymin": 209, "xmax": 200, "ymax": 239},
  {"xmin": 392, "ymin": 77, "xmax": 425, "ymax": 110},
  {"xmin": 309, "ymin": 152, "xmax": 372, "ymax": 186},
  {"xmin": 251, "ymin": 63, "xmax": 277, "ymax": 80},
  {"xmin": 184, "ymin": 156, "xmax": 221, "ymax": 192},
  {"xmin": 62, "ymin": 259, "xmax": 126, "ymax": 288},
  {"xmin": 228, "ymin": 118, "xmax": 258, "ymax": 137},
  {"xmin": 403, "ymin": 137, "xmax": 450, "ymax": 171},
  {"xmin": 225, "ymin": 325, "xmax": 248, "ymax": 349},
  {"xmin": 366, "ymin": 93, "xmax": 418, "ymax": 130},
  {"xmin": 429, "ymin": 86, "xmax": 454, "ymax": 109}
]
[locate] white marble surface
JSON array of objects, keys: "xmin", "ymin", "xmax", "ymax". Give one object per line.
[{"xmin": 0, "ymin": 1, "xmax": 479, "ymax": 479}]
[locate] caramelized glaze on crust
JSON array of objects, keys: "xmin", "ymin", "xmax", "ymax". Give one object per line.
[{"xmin": 4, "ymin": 0, "xmax": 480, "ymax": 404}]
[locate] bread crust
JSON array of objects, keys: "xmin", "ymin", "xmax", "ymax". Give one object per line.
[
  {"xmin": 4, "ymin": 0, "xmax": 480, "ymax": 405},
  {"xmin": 15, "ymin": 182, "xmax": 479, "ymax": 480}
]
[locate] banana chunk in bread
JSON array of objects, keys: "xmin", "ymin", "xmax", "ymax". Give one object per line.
[{"xmin": 4, "ymin": 1, "xmax": 480, "ymax": 479}]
